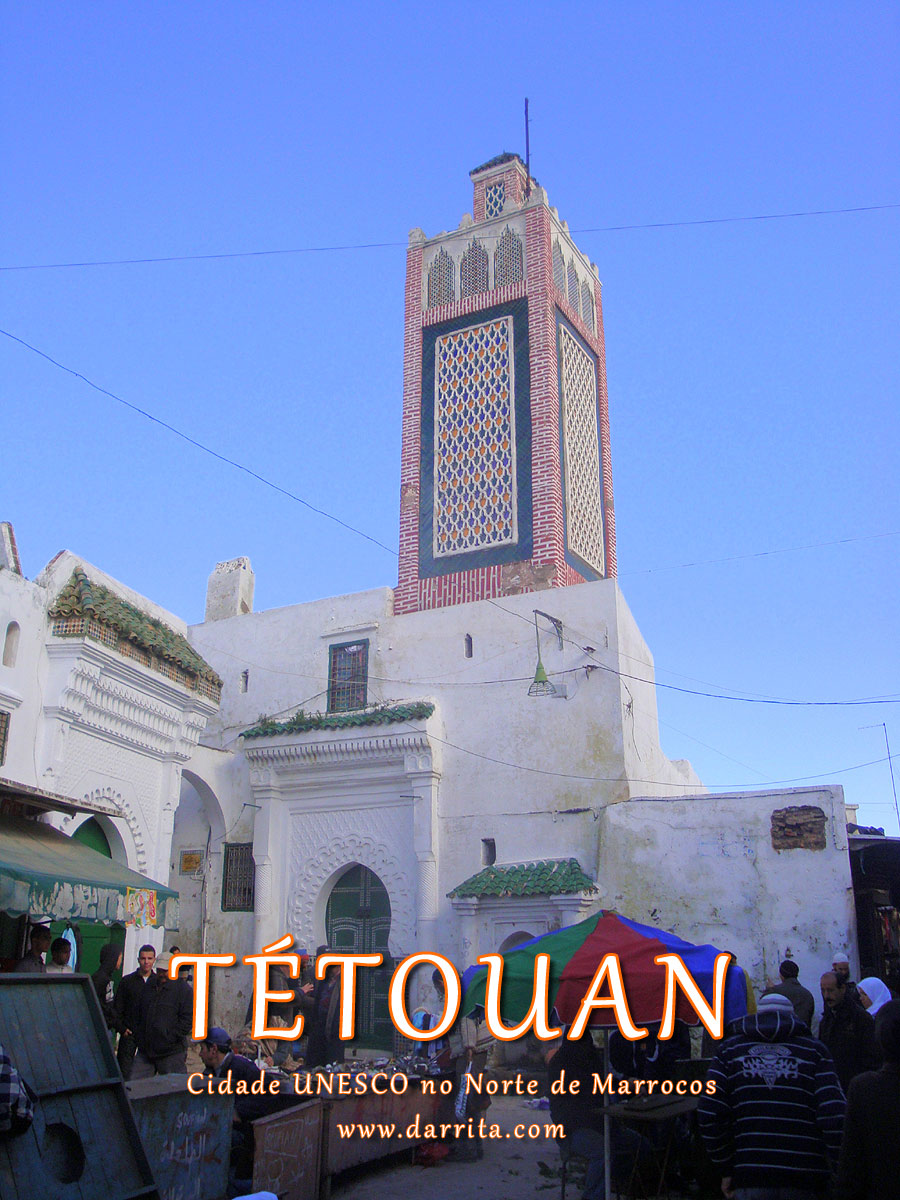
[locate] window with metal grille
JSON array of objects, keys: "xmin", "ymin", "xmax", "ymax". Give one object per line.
[
  {"xmin": 328, "ymin": 640, "xmax": 369, "ymax": 712},
  {"xmin": 460, "ymin": 239, "xmax": 489, "ymax": 297},
  {"xmin": 222, "ymin": 842, "xmax": 255, "ymax": 911},
  {"xmin": 552, "ymin": 240, "xmax": 566, "ymax": 294},
  {"xmin": 427, "ymin": 248, "xmax": 455, "ymax": 308},
  {"xmin": 0, "ymin": 711, "xmax": 8, "ymax": 766},
  {"xmin": 581, "ymin": 281, "xmax": 595, "ymax": 332},
  {"xmin": 567, "ymin": 261, "xmax": 579, "ymax": 311},
  {"xmin": 493, "ymin": 226, "xmax": 523, "ymax": 287},
  {"xmin": 485, "ymin": 182, "xmax": 505, "ymax": 219}
]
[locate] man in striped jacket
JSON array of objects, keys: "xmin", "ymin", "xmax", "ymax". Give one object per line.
[{"xmin": 698, "ymin": 992, "xmax": 845, "ymax": 1198}]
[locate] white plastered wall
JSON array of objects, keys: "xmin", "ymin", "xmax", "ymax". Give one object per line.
[{"xmin": 597, "ymin": 785, "xmax": 856, "ymax": 1012}]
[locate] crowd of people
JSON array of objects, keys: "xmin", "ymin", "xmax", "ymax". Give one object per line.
[
  {"xmin": 697, "ymin": 950, "xmax": 898, "ymax": 1200},
  {"xmin": 542, "ymin": 949, "xmax": 899, "ymax": 1200},
  {"xmin": 8, "ymin": 932, "xmax": 900, "ymax": 1198}
]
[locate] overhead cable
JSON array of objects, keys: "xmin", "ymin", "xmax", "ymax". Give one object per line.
[{"xmin": 2, "ymin": 204, "xmax": 896, "ymax": 272}]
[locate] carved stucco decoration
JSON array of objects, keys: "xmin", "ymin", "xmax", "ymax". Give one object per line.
[
  {"xmin": 66, "ymin": 785, "xmax": 149, "ymax": 874},
  {"xmin": 287, "ymin": 808, "xmax": 416, "ymax": 959},
  {"xmin": 245, "ymin": 731, "xmax": 432, "ymax": 768},
  {"xmin": 52, "ymin": 651, "xmax": 212, "ymax": 761}
]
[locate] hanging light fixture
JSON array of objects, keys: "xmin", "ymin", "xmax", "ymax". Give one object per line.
[{"xmin": 527, "ymin": 610, "xmax": 563, "ymax": 697}]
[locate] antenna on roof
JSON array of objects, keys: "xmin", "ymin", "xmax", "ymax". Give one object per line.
[{"xmin": 524, "ymin": 98, "xmax": 532, "ymax": 197}]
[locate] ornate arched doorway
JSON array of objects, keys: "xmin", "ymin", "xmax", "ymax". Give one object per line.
[{"xmin": 325, "ymin": 865, "xmax": 393, "ymax": 1049}]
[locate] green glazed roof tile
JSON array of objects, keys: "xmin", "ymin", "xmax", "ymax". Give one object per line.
[
  {"xmin": 49, "ymin": 568, "xmax": 222, "ymax": 687},
  {"xmin": 241, "ymin": 701, "xmax": 435, "ymax": 739},
  {"xmin": 448, "ymin": 858, "xmax": 596, "ymax": 899}
]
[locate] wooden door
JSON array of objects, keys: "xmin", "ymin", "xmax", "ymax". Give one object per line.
[{"xmin": 325, "ymin": 865, "xmax": 393, "ymax": 1049}]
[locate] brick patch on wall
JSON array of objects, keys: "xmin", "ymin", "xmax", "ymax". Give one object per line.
[{"xmin": 771, "ymin": 806, "xmax": 827, "ymax": 851}]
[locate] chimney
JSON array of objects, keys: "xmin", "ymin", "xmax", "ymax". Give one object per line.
[
  {"xmin": 205, "ymin": 557, "xmax": 255, "ymax": 621},
  {"xmin": 0, "ymin": 523, "xmax": 22, "ymax": 575}
]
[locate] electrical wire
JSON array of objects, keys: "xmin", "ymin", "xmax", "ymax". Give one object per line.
[
  {"xmin": 408, "ymin": 722, "xmax": 900, "ymax": 790},
  {"xmin": 485, "ymin": 598, "xmax": 900, "ymax": 707},
  {"xmin": 1, "ymin": 204, "xmax": 896, "ymax": 272},
  {"xmin": 617, "ymin": 530, "xmax": 900, "ymax": 578},
  {"xmin": 0, "ymin": 326, "xmax": 397, "ymax": 556},
  {"xmin": 4, "ymin": 325, "xmax": 897, "ymax": 710}
]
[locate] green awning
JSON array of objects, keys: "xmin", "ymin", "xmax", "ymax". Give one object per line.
[{"xmin": 0, "ymin": 814, "xmax": 178, "ymax": 927}]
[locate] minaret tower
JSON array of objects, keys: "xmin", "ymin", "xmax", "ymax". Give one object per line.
[{"xmin": 396, "ymin": 153, "xmax": 616, "ymax": 614}]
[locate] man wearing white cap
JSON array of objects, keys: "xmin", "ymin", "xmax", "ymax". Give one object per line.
[
  {"xmin": 831, "ymin": 950, "xmax": 862, "ymax": 1008},
  {"xmin": 699, "ymin": 991, "xmax": 845, "ymax": 1198}
]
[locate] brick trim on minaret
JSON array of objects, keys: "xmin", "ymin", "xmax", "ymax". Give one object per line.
[
  {"xmin": 525, "ymin": 203, "xmax": 567, "ymax": 586},
  {"xmin": 395, "ymin": 238, "xmax": 424, "ymax": 615},
  {"xmin": 594, "ymin": 278, "xmax": 617, "ymax": 577}
]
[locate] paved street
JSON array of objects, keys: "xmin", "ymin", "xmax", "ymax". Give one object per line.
[{"xmin": 331, "ymin": 1094, "xmax": 568, "ymax": 1200}]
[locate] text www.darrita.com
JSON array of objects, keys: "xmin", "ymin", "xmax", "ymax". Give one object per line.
[{"xmin": 335, "ymin": 1117, "xmax": 564, "ymax": 1141}]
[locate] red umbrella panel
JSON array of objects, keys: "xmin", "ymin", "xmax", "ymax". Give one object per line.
[
  {"xmin": 462, "ymin": 911, "xmax": 749, "ymax": 1030},
  {"xmin": 553, "ymin": 912, "xmax": 747, "ymax": 1028}
]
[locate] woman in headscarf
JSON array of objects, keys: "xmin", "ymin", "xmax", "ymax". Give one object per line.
[
  {"xmin": 835, "ymin": 999, "xmax": 900, "ymax": 1199},
  {"xmin": 858, "ymin": 976, "xmax": 892, "ymax": 1017}
]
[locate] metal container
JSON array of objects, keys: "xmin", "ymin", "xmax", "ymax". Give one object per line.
[{"xmin": 126, "ymin": 1074, "xmax": 232, "ymax": 1200}]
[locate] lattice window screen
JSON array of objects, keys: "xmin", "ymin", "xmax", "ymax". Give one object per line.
[
  {"xmin": 581, "ymin": 281, "xmax": 595, "ymax": 332},
  {"xmin": 552, "ymin": 240, "xmax": 566, "ymax": 294},
  {"xmin": 494, "ymin": 226, "xmax": 524, "ymax": 287},
  {"xmin": 567, "ymin": 261, "xmax": 580, "ymax": 311},
  {"xmin": 433, "ymin": 318, "xmax": 517, "ymax": 556},
  {"xmin": 460, "ymin": 239, "xmax": 489, "ymax": 297},
  {"xmin": 559, "ymin": 325, "xmax": 605, "ymax": 575},
  {"xmin": 485, "ymin": 183, "xmax": 505, "ymax": 219},
  {"xmin": 0, "ymin": 711, "xmax": 8, "ymax": 766},
  {"xmin": 222, "ymin": 843, "xmax": 255, "ymax": 912},
  {"xmin": 427, "ymin": 248, "xmax": 455, "ymax": 308}
]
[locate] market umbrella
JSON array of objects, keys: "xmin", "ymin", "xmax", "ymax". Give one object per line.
[{"xmin": 461, "ymin": 910, "xmax": 748, "ymax": 1028}]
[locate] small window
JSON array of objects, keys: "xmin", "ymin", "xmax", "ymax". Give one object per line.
[
  {"xmin": 464, "ymin": 634, "xmax": 473, "ymax": 659},
  {"xmin": 427, "ymin": 248, "xmax": 455, "ymax": 308},
  {"xmin": 552, "ymin": 240, "xmax": 566, "ymax": 294},
  {"xmin": 485, "ymin": 182, "xmax": 505, "ymax": 219},
  {"xmin": 493, "ymin": 226, "xmax": 523, "ymax": 288},
  {"xmin": 567, "ymin": 261, "xmax": 579, "ymax": 311},
  {"xmin": 460, "ymin": 238, "xmax": 489, "ymax": 298},
  {"xmin": 0, "ymin": 711, "xmax": 8, "ymax": 765},
  {"xmin": 222, "ymin": 843, "xmax": 255, "ymax": 911},
  {"xmin": 581, "ymin": 281, "xmax": 595, "ymax": 332},
  {"xmin": 2, "ymin": 622, "xmax": 19, "ymax": 668},
  {"xmin": 328, "ymin": 640, "xmax": 369, "ymax": 712},
  {"xmin": 481, "ymin": 838, "xmax": 496, "ymax": 866},
  {"xmin": 240, "ymin": 669, "xmax": 250, "ymax": 693}
]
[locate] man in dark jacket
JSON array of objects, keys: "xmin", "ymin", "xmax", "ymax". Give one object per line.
[
  {"xmin": 305, "ymin": 958, "xmax": 343, "ymax": 1068},
  {"xmin": 113, "ymin": 943, "xmax": 158, "ymax": 1079},
  {"xmin": 698, "ymin": 992, "xmax": 845, "ymax": 1198},
  {"xmin": 831, "ymin": 951, "xmax": 863, "ymax": 1007},
  {"xmin": 768, "ymin": 959, "xmax": 815, "ymax": 1028},
  {"xmin": 14, "ymin": 924, "xmax": 51, "ymax": 972},
  {"xmin": 818, "ymin": 971, "xmax": 880, "ymax": 1091},
  {"xmin": 91, "ymin": 943, "xmax": 125, "ymax": 1035},
  {"xmin": 835, "ymin": 999, "xmax": 900, "ymax": 1199},
  {"xmin": 547, "ymin": 1030, "xmax": 648, "ymax": 1197},
  {"xmin": 200, "ymin": 1025, "xmax": 294, "ymax": 1186},
  {"xmin": 129, "ymin": 951, "xmax": 193, "ymax": 1079}
]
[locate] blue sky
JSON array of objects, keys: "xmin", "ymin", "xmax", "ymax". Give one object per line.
[{"xmin": 2, "ymin": 3, "xmax": 898, "ymax": 827}]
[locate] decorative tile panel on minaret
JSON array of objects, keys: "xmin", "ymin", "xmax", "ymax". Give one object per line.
[{"xmin": 396, "ymin": 154, "xmax": 616, "ymax": 614}]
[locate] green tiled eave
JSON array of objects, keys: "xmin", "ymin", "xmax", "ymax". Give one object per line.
[
  {"xmin": 49, "ymin": 568, "xmax": 222, "ymax": 688},
  {"xmin": 448, "ymin": 858, "xmax": 596, "ymax": 899},
  {"xmin": 241, "ymin": 701, "xmax": 435, "ymax": 739}
]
